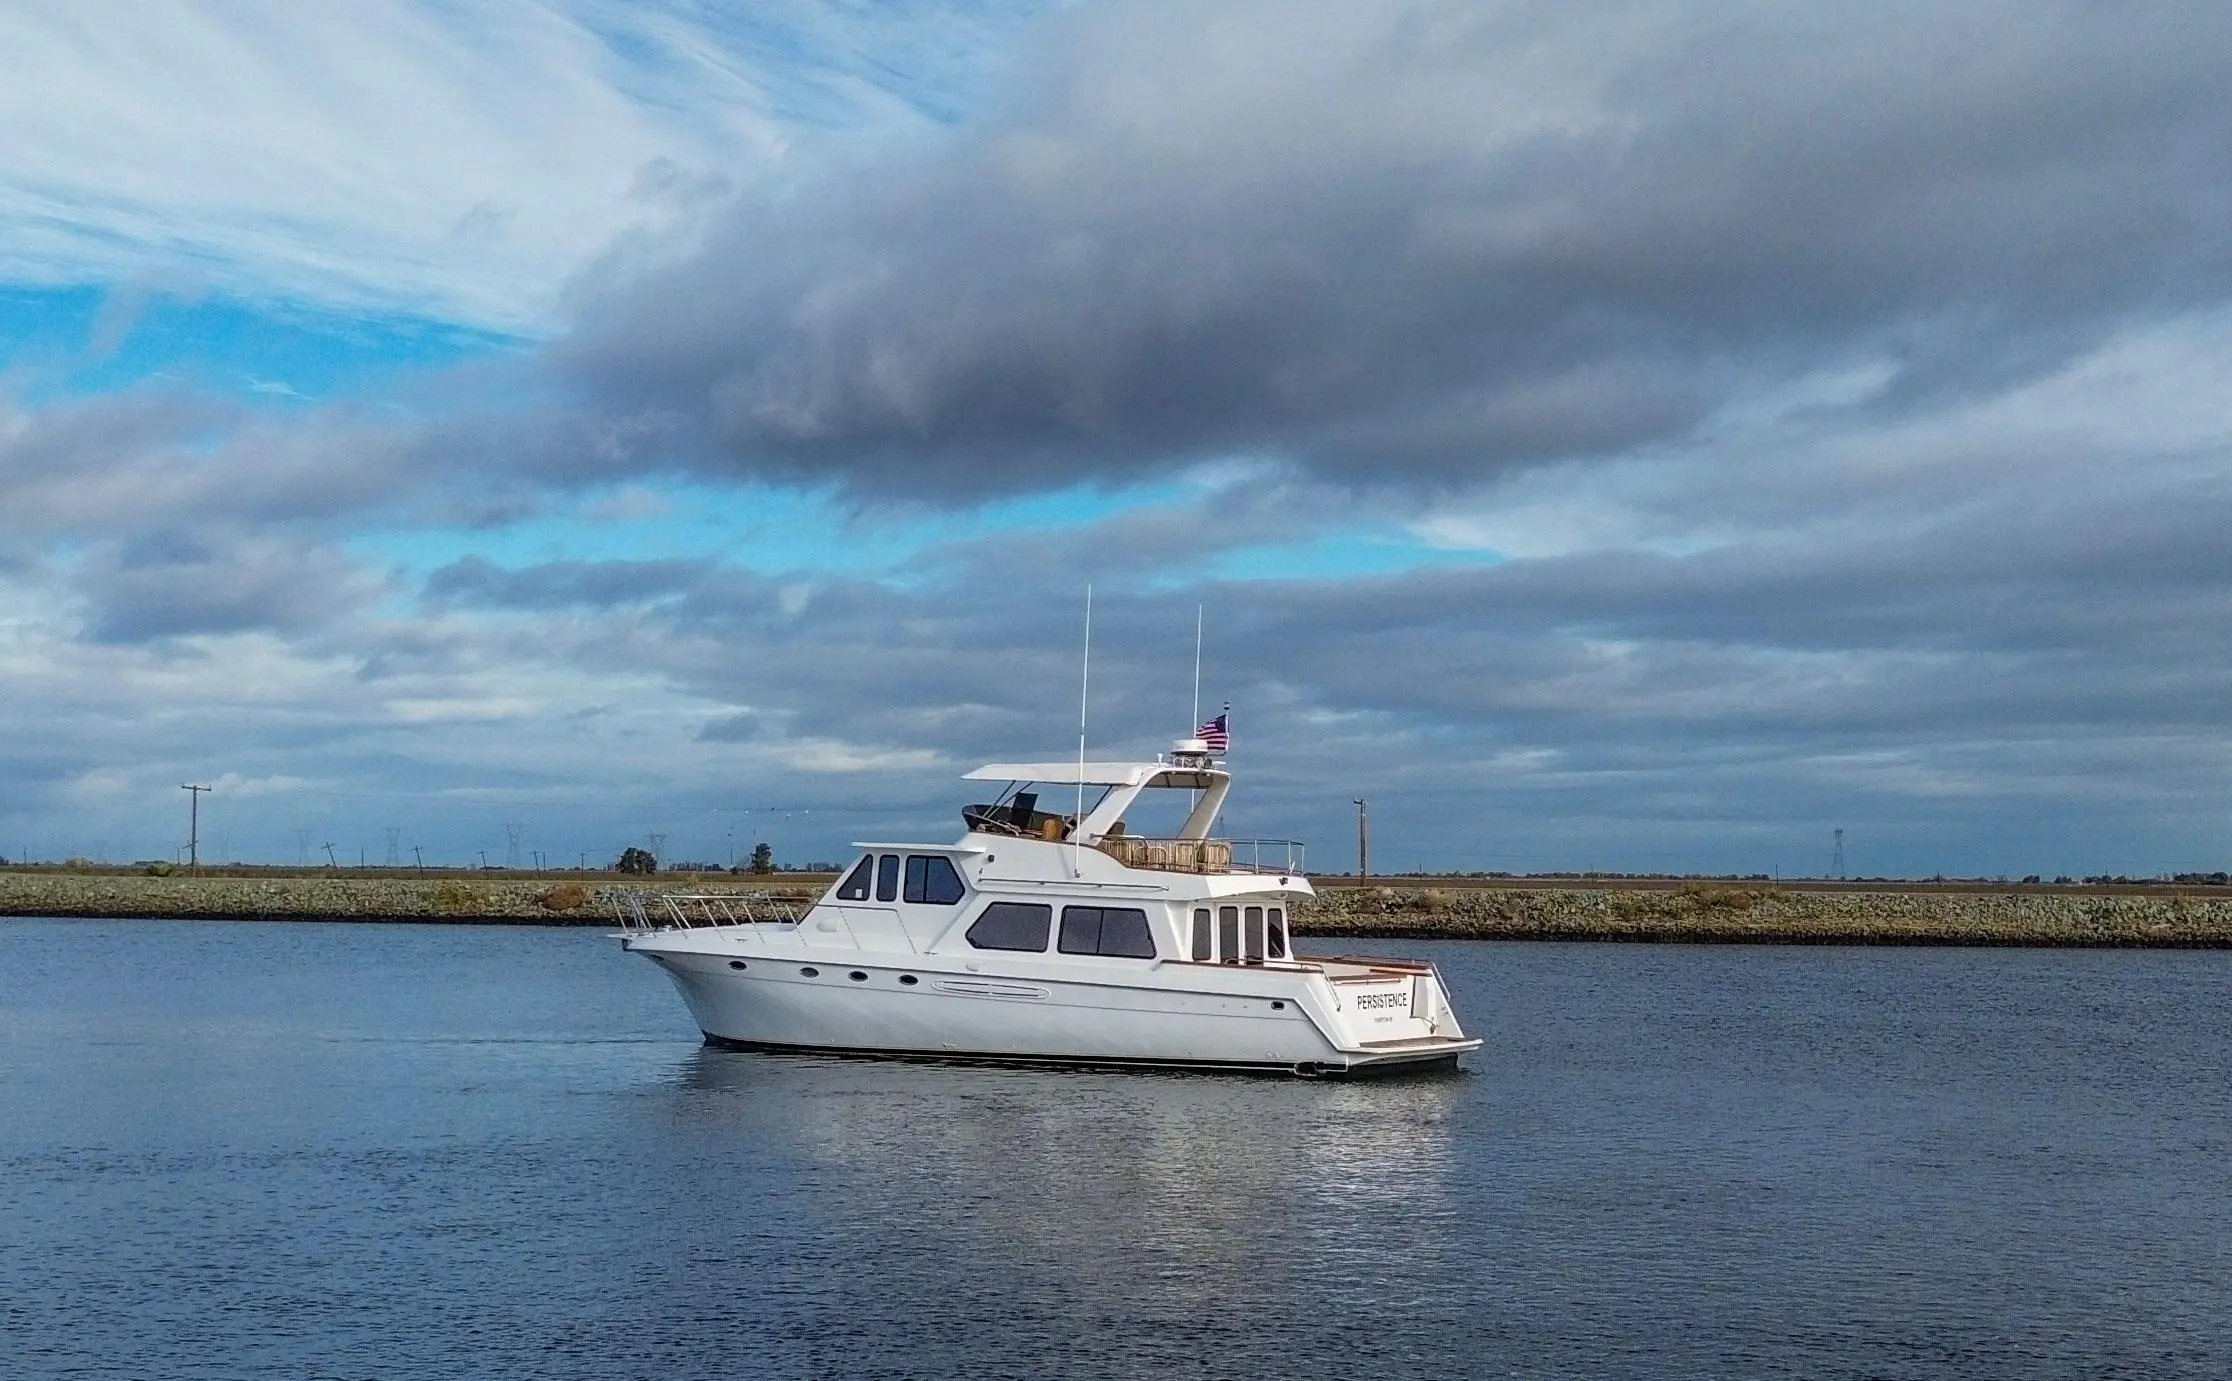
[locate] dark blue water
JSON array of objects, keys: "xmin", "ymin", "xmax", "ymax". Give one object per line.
[{"xmin": 2, "ymin": 919, "xmax": 2226, "ymax": 1379}]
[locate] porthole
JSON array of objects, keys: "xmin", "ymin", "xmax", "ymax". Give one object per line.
[
  {"xmin": 899, "ymin": 974, "xmax": 919, "ymax": 986},
  {"xmin": 800, "ymin": 966, "xmax": 820, "ymax": 978},
  {"xmin": 1271, "ymin": 1000, "xmax": 1286, "ymax": 1010},
  {"xmin": 728, "ymin": 960, "xmax": 747, "ymax": 971},
  {"xmin": 848, "ymin": 971, "xmax": 867, "ymax": 982}
]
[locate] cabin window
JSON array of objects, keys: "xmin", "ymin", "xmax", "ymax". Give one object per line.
[
  {"xmin": 835, "ymin": 856, "xmax": 873, "ymax": 901},
  {"xmin": 1191, "ymin": 908, "xmax": 1212, "ymax": 961},
  {"xmin": 1059, "ymin": 906, "xmax": 1158, "ymax": 959},
  {"xmin": 904, "ymin": 855, "xmax": 966, "ymax": 905},
  {"xmin": 1244, "ymin": 906, "xmax": 1266, "ymax": 963},
  {"xmin": 1218, "ymin": 906, "xmax": 1240, "ymax": 964},
  {"xmin": 966, "ymin": 902, "xmax": 1051, "ymax": 952},
  {"xmin": 875, "ymin": 854, "xmax": 900, "ymax": 902},
  {"xmin": 1268, "ymin": 907, "xmax": 1287, "ymax": 959}
]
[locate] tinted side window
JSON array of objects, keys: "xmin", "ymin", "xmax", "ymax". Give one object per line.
[
  {"xmin": 1244, "ymin": 905, "xmax": 1265, "ymax": 962},
  {"xmin": 966, "ymin": 902, "xmax": 1051, "ymax": 952},
  {"xmin": 1191, "ymin": 908, "xmax": 1212, "ymax": 961},
  {"xmin": 835, "ymin": 856, "xmax": 873, "ymax": 901},
  {"xmin": 1219, "ymin": 906, "xmax": 1239, "ymax": 964},
  {"xmin": 1268, "ymin": 907, "xmax": 1287, "ymax": 959},
  {"xmin": 904, "ymin": 855, "xmax": 966, "ymax": 905},
  {"xmin": 1095, "ymin": 908, "xmax": 1156, "ymax": 959},
  {"xmin": 875, "ymin": 854, "xmax": 900, "ymax": 902},
  {"xmin": 1058, "ymin": 906, "xmax": 1102, "ymax": 955},
  {"xmin": 1059, "ymin": 906, "xmax": 1156, "ymax": 959}
]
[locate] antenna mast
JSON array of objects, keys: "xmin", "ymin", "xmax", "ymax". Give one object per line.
[
  {"xmin": 1191, "ymin": 604, "xmax": 1203, "ymax": 733},
  {"xmin": 1076, "ymin": 585, "xmax": 1092, "ymax": 875}
]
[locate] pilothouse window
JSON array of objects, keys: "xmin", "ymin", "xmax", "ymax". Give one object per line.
[
  {"xmin": 904, "ymin": 855, "xmax": 966, "ymax": 905},
  {"xmin": 835, "ymin": 856, "xmax": 873, "ymax": 901},
  {"xmin": 875, "ymin": 854, "xmax": 900, "ymax": 902}
]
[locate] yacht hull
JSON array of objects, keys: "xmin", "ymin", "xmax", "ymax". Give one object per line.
[{"xmin": 632, "ymin": 940, "xmax": 1477, "ymax": 1077}]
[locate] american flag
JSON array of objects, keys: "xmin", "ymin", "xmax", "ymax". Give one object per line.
[{"xmin": 1196, "ymin": 709, "xmax": 1230, "ymax": 755}]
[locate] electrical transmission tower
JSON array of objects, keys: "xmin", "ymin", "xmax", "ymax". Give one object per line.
[
  {"xmin": 503, "ymin": 822, "xmax": 525, "ymax": 871},
  {"xmin": 647, "ymin": 832, "xmax": 667, "ymax": 865},
  {"xmin": 295, "ymin": 827, "xmax": 314, "ymax": 867},
  {"xmin": 1831, "ymin": 828, "xmax": 1845, "ymax": 880},
  {"xmin": 384, "ymin": 827, "xmax": 402, "ymax": 867}
]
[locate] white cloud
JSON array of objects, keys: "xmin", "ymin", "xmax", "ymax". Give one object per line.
[{"xmin": 0, "ymin": 1, "xmax": 1037, "ymax": 330}]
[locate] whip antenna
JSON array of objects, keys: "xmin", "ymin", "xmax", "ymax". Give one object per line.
[
  {"xmin": 1191, "ymin": 604, "xmax": 1203, "ymax": 735},
  {"xmin": 1076, "ymin": 584, "xmax": 1092, "ymax": 875}
]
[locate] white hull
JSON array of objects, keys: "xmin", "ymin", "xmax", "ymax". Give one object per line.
[{"xmin": 629, "ymin": 928, "xmax": 1478, "ymax": 1076}]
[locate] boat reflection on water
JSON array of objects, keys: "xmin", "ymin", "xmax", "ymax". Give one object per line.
[{"xmin": 667, "ymin": 1046, "xmax": 1465, "ymax": 1320}]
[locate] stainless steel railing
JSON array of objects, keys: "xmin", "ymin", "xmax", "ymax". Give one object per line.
[{"xmin": 614, "ymin": 891, "xmax": 803, "ymax": 934}]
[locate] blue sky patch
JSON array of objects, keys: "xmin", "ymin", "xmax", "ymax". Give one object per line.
[{"xmin": 0, "ymin": 285, "xmax": 522, "ymax": 406}]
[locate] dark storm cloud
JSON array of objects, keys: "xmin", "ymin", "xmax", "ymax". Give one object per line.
[
  {"xmin": 76, "ymin": 533, "xmax": 376, "ymax": 643},
  {"xmin": 552, "ymin": 0, "xmax": 2232, "ymax": 494}
]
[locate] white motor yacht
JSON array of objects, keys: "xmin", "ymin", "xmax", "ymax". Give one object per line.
[{"xmin": 619, "ymin": 740, "xmax": 1481, "ymax": 1076}]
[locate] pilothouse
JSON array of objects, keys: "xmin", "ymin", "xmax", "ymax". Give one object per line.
[{"xmin": 619, "ymin": 738, "xmax": 1480, "ymax": 1075}]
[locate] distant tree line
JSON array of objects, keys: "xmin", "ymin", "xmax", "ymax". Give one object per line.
[{"xmin": 614, "ymin": 842, "xmax": 781, "ymax": 875}]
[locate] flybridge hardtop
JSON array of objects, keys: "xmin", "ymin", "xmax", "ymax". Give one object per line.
[{"xmin": 619, "ymin": 738, "xmax": 1481, "ymax": 1076}]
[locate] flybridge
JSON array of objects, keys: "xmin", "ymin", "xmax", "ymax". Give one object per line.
[
  {"xmin": 958, "ymin": 741, "xmax": 1310, "ymax": 877},
  {"xmin": 962, "ymin": 739, "xmax": 1232, "ymax": 851}
]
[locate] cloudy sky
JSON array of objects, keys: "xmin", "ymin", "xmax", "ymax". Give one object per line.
[{"xmin": 5, "ymin": 0, "xmax": 2231, "ymax": 877}]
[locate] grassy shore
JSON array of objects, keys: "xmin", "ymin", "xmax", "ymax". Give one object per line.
[
  {"xmin": 0, "ymin": 870, "xmax": 819, "ymax": 925},
  {"xmin": 1302, "ymin": 882, "xmax": 2232, "ymax": 947},
  {"xmin": 5, "ymin": 869, "xmax": 2231, "ymax": 945}
]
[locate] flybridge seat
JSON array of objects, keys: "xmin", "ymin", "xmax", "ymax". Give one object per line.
[
  {"xmin": 960, "ymin": 790, "xmax": 1073, "ymax": 840},
  {"xmin": 1096, "ymin": 836, "xmax": 1233, "ymax": 873}
]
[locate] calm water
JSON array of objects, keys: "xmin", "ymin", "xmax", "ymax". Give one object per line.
[{"xmin": 2, "ymin": 919, "xmax": 2227, "ymax": 1380}]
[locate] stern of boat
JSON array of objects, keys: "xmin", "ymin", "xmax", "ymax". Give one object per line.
[{"xmin": 1308, "ymin": 956, "xmax": 1482, "ymax": 1074}]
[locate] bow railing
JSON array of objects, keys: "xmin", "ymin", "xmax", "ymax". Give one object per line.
[{"xmin": 614, "ymin": 891, "xmax": 803, "ymax": 934}]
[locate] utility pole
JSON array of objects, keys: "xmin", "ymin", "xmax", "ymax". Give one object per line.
[
  {"xmin": 412, "ymin": 845, "xmax": 424, "ymax": 873},
  {"xmin": 323, "ymin": 842, "xmax": 338, "ymax": 869},
  {"xmin": 1353, "ymin": 798, "xmax": 1370, "ymax": 880},
  {"xmin": 180, "ymin": 784, "xmax": 211, "ymax": 872}
]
